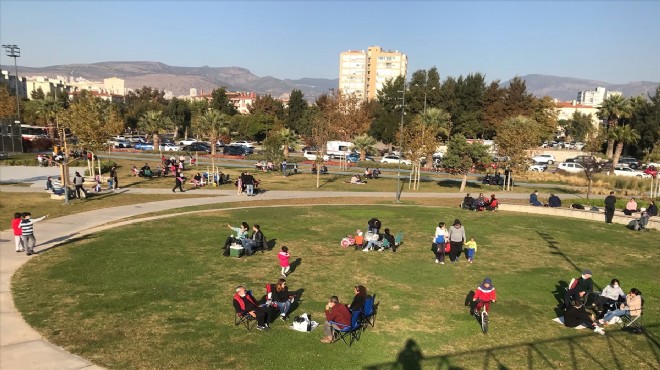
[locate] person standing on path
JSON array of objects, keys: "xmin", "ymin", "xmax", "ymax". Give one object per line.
[
  {"xmin": 172, "ymin": 170, "xmax": 185, "ymax": 193},
  {"xmin": 448, "ymin": 219, "xmax": 466, "ymax": 263},
  {"xmin": 109, "ymin": 167, "xmax": 118, "ymax": 189},
  {"xmin": 73, "ymin": 172, "xmax": 87, "ymax": 199},
  {"xmin": 20, "ymin": 212, "xmax": 48, "ymax": 256},
  {"xmin": 604, "ymin": 191, "xmax": 617, "ymax": 224},
  {"xmin": 11, "ymin": 212, "xmax": 24, "ymax": 252},
  {"xmin": 243, "ymin": 172, "xmax": 255, "ymax": 196}
]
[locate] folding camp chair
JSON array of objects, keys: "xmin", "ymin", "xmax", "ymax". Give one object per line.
[
  {"xmin": 394, "ymin": 232, "xmax": 404, "ymax": 247},
  {"xmin": 330, "ymin": 310, "xmax": 363, "ymax": 346},
  {"xmin": 362, "ymin": 294, "xmax": 378, "ymax": 329},
  {"xmin": 233, "ymin": 290, "xmax": 258, "ymax": 330},
  {"xmin": 621, "ymin": 297, "xmax": 644, "ymax": 332}
]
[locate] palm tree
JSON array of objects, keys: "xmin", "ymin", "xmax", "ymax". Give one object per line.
[
  {"xmin": 352, "ymin": 134, "xmax": 377, "ymax": 161},
  {"xmin": 597, "ymin": 95, "xmax": 631, "ymax": 159},
  {"xmin": 279, "ymin": 128, "xmax": 299, "ymax": 157},
  {"xmin": 419, "ymin": 108, "xmax": 451, "ymax": 167},
  {"xmin": 36, "ymin": 99, "xmax": 62, "ymax": 142},
  {"xmin": 611, "ymin": 125, "xmax": 640, "ymax": 170},
  {"xmin": 196, "ymin": 109, "xmax": 229, "ymax": 156},
  {"xmin": 137, "ymin": 110, "xmax": 173, "ymax": 151}
]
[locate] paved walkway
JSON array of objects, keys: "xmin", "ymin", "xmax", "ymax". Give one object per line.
[{"xmin": 0, "ymin": 169, "xmax": 603, "ymax": 369}]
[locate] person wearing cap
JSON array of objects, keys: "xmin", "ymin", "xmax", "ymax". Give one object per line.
[
  {"xmin": 472, "ymin": 277, "xmax": 497, "ymax": 314},
  {"xmin": 447, "ymin": 219, "xmax": 466, "ymax": 263},
  {"xmin": 564, "ymin": 269, "xmax": 594, "ymax": 309}
]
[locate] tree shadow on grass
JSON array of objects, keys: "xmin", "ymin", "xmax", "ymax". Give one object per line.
[
  {"xmin": 552, "ymin": 281, "xmax": 569, "ymax": 317},
  {"xmin": 364, "ymin": 323, "xmax": 660, "ymax": 370},
  {"xmin": 318, "ymin": 174, "xmax": 342, "ymax": 188},
  {"xmin": 36, "ymin": 233, "xmax": 101, "ymax": 254},
  {"xmin": 436, "ymin": 179, "xmax": 485, "ymax": 190},
  {"xmin": 536, "ymin": 231, "xmax": 601, "ymax": 292}
]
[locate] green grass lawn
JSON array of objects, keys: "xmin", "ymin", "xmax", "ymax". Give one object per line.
[{"xmin": 11, "ymin": 206, "xmax": 660, "ymax": 370}]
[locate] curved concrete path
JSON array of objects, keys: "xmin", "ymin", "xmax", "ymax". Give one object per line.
[{"xmin": 0, "ymin": 186, "xmax": 601, "ymax": 369}]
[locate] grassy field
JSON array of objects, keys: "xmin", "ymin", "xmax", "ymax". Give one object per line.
[{"xmin": 12, "ymin": 205, "xmax": 659, "ymax": 370}]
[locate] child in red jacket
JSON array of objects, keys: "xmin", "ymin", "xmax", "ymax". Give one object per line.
[
  {"xmin": 11, "ymin": 212, "xmax": 24, "ymax": 252},
  {"xmin": 473, "ymin": 277, "xmax": 497, "ymax": 314}
]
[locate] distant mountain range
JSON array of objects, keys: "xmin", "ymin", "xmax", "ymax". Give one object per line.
[{"xmin": 3, "ymin": 61, "xmax": 657, "ymax": 101}]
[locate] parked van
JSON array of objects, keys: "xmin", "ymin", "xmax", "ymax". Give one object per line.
[{"xmin": 326, "ymin": 141, "xmax": 353, "ymax": 158}]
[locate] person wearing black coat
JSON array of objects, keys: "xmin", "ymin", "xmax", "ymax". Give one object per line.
[
  {"xmin": 564, "ymin": 299, "xmax": 605, "ymax": 335},
  {"xmin": 604, "ymin": 191, "xmax": 617, "ymax": 223}
]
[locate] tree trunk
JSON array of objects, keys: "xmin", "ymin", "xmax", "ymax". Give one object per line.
[
  {"xmin": 425, "ymin": 153, "xmax": 433, "ymax": 169},
  {"xmin": 459, "ymin": 174, "xmax": 467, "ymax": 192},
  {"xmin": 587, "ymin": 178, "xmax": 592, "ymax": 199},
  {"xmin": 360, "ymin": 149, "xmax": 366, "ymax": 161},
  {"xmin": 611, "ymin": 143, "xmax": 624, "ymax": 170},
  {"xmin": 316, "ymin": 160, "xmax": 320, "ymax": 188},
  {"xmin": 606, "ymin": 139, "xmax": 614, "ymax": 159},
  {"xmin": 284, "ymin": 146, "xmax": 289, "ymax": 158},
  {"xmin": 153, "ymin": 133, "xmax": 160, "ymax": 152},
  {"xmin": 211, "ymin": 135, "xmax": 217, "ymax": 156}
]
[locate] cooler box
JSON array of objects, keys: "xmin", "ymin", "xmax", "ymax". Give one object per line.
[{"xmin": 230, "ymin": 244, "xmax": 244, "ymax": 257}]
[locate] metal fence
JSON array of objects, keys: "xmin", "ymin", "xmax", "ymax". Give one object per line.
[{"xmin": 0, "ymin": 118, "xmax": 23, "ymax": 153}]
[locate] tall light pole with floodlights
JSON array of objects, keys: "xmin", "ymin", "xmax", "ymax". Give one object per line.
[
  {"xmin": 2, "ymin": 44, "xmax": 21, "ymax": 120},
  {"xmin": 395, "ymin": 81, "xmax": 406, "ymax": 203}
]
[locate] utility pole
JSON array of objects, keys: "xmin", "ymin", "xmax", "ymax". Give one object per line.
[
  {"xmin": 396, "ymin": 81, "xmax": 406, "ymax": 203},
  {"xmin": 2, "ymin": 44, "xmax": 21, "ymax": 120}
]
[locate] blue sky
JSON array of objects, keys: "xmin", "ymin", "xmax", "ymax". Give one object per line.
[{"xmin": 1, "ymin": 1, "xmax": 659, "ymax": 84}]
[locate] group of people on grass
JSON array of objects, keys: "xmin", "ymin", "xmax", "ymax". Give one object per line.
[
  {"xmin": 359, "ymin": 218, "xmax": 397, "ymax": 252},
  {"xmin": 562, "ymin": 269, "xmax": 643, "ymax": 335},
  {"xmin": 233, "ymin": 279, "xmax": 295, "ymax": 331},
  {"xmin": 319, "ymin": 285, "xmax": 369, "ymax": 343},
  {"xmin": 529, "ymin": 190, "xmax": 562, "ymax": 207},
  {"xmin": 44, "ymin": 172, "xmax": 92, "ymax": 199},
  {"xmin": 222, "ymin": 222, "xmax": 267, "ymax": 257},
  {"xmin": 11, "ymin": 212, "xmax": 48, "ymax": 256},
  {"xmin": 431, "ymin": 219, "xmax": 477, "ymax": 264},
  {"xmin": 462, "ymin": 193, "xmax": 498, "ymax": 211}
]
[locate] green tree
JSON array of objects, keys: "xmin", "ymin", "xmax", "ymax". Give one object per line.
[
  {"xmin": 611, "ymin": 125, "xmax": 640, "ymax": 170},
  {"xmin": 371, "ymin": 76, "xmax": 407, "ymax": 147},
  {"xmin": 194, "ymin": 109, "xmax": 229, "ymax": 156},
  {"xmin": 494, "ymin": 116, "xmax": 542, "ymax": 171},
  {"xmin": 279, "ymin": 127, "xmax": 299, "ymax": 157},
  {"xmin": 627, "ymin": 91, "xmax": 659, "ymax": 158},
  {"xmin": 137, "ymin": 110, "xmax": 174, "ymax": 150},
  {"xmin": 481, "ymin": 81, "xmax": 506, "ymax": 139},
  {"xmin": 163, "ymin": 98, "xmax": 192, "ymax": 139},
  {"xmin": 211, "ymin": 88, "xmax": 237, "ymax": 116},
  {"xmin": 564, "ymin": 111, "xmax": 594, "ymax": 142},
  {"xmin": 443, "ymin": 133, "xmax": 491, "ymax": 192},
  {"xmin": 123, "ymin": 86, "xmax": 168, "ymax": 130},
  {"xmin": 250, "ymin": 94, "xmax": 285, "ymax": 120},
  {"xmin": 417, "ymin": 107, "xmax": 451, "ymax": 167},
  {"xmin": 30, "ymin": 87, "xmax": 46, "ymax": 100},
  {"xmin": 286, "ymin": 89, "xmax": 307, "ymax": 133},
  {"xmin": 352, "ymin": 134, "xmax": 377, "ymax": 160},
  {"xmin": 59, "ymin": 91, "xmax": 123, "ymax": 150},
  {"xmin": 452, "ymin": 73, "xmax": 486, "ymax": 138},
  {"xmin": 598, "ymin": 95, "xmax": 632, "ymax": 159}
]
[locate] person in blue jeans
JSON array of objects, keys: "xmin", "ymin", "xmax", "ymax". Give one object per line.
[{"xmin": 267, "ymin": 279, "xmax": 294, "ymax": 321}]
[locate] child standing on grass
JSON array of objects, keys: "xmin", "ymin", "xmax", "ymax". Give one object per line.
[
  {"xmin": 465, "ymin": 237, "xmax": 477, "ymax": 263},
  {"xmin": 278, "ymin": 246, "xmax": 290, "ymax": 278}
]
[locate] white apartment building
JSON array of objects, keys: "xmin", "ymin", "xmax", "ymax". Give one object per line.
[
  {"xmin": 577, "ymin": 87, "xmax": 623, "ymax": 106},
  {"xmin": 556, "ymin": 101, "xmax": 601, "ymax": 132},
  {"xmin": 24, "ymin": 76, "xmax": 68, "ymax": 100},
  {"xmin": 0, "ymin": 69, "xmax": 27, "ymax": 99},
  {"xmin": 103, "ymin": 77, "xmax": 125, "ymax": 95},
  {"xmin": 339, "ymin": 45, "xmax": 407, "ymax": 101}
]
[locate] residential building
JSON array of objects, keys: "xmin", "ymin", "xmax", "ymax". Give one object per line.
[
  {"xmin": 577, "ymin": 87, "xmax": 623, "ymax": 106},
  {"xmin": 339, "ymin": 45, "xmax": 407, "ymax": 101},
  {"xmin": 556, "ymin": 100, "xmax": 601, "ymax": 132},
  {"xmin": 227, "ymin": 91, "xmax": 257, "ymax": 114},
  {"xmin": 24, "ymin": 76, "xmax": 68, "ymax": 100},
  {"xmin": 67, "ymin": 90, "xmax": 124, "ymax": 103},
  {"xmin": 1, "ymin": 69, "xmax": 27, "ymax": 99},
  {"xmin": 103, "ymin": 77, "xmax": 125, "ymax": 95}
]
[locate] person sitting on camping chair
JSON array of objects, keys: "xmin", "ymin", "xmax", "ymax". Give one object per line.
[
  {"xmin": 233, "ymin": 285, "xmax": 272, "ymax": 331},
  {"xmin": 564, "ymin": 269, "xmax": 594, "ymax": 309},
  {"xmin": 462, "ymin": 194, "xmax": 476, "ymax": 210},
  {"xmin": 600, "ymin": 288, "xmax": 642, "ymax": 325}
]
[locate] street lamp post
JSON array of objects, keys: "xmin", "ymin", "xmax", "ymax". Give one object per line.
[
  {"xmin": 2, "ymin": 44, "xmax": 21, "ymax": 120},
  {"xmin": 396, "ymin": 82, "xmax": 406, "ymax": 203}
]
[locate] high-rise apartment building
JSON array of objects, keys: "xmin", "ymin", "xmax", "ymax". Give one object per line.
[
  {"xmin": 339, "ymin": 45, "xmax": 407, "ymax": 101},
  {"xmin": 577, "ymin": 86, "xmax": 623, "ymax": 106}
]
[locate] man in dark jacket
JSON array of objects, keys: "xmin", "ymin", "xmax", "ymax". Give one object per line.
[
  {"xmin": 548, "ymin": 194, "xmax": 562, "ymax": 207},
  {"xmin": 242, "ymin": 224, "xmax": 264, "ymax": 255},
  {"xmin": 564, "ymin": 270, "xmax": 594, "ymax": 308},
  {"xmin": 367, "ymin": 218, "xmax": 381, "ymax": 234},
  {"xmin": 564, "ymin": 298, "xmax": 605, "ymax": 335},
  {"xmin": 647, "ymin": 200, "xmax": 658, "ymax": 217},
  {"xmin": 233, "ymin": 286, "xmax": 271, "ymax": 331},
  {"xmin": 604, "ymin": 191, "xmax": 617, "ymax": 223}
]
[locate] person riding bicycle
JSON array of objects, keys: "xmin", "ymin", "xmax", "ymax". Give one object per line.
[{"xmin": 473, "ymin": 277, "xmax": 497, "ymax": 315}]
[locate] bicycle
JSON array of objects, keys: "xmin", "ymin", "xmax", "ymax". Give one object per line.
[{"xmin": 474, "ymin": 299, "xmax": 494, "ymax": 334}]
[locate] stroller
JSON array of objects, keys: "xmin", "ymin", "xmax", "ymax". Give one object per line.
[{"xmin": 628, "ymin": 210, "xmax": 649, "ymax": 231}]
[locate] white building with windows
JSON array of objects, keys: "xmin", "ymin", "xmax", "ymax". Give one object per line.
[
  {"xmin": 577, "ymin": 87, "xmax": 623, "ymax": 106},
  {"xmin": 339, "ymin": 45, "xmax": 407, "ymax": 101}
]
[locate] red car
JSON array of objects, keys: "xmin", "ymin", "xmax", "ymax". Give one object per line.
[{"xmin": 644, "ymin": 166, "xmax": 658, "ymax": 178}]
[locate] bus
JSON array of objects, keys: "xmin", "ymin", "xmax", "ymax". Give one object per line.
[{"xmin": 21, "ymin": 125, "xmax": 49, "ymax": 140}]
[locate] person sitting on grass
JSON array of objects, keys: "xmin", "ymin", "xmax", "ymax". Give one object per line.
[
  {"xmin": 530, "ymin": 190, "xmax": 543, "ymax": 206},
  {"xmin": 623, "ymin": 197, "xmax": 638, "ymax": 216},
  {"xmin": 564, "ymin": 298, "xmax": 605, "ymax": 335},
  {"xmin": 462, "ymin": 193, "xmax": 475, "ymax": 210},
  {"xmin": 350, "ymin": 174, "xmax": 366, "ymax": 184},
  {"xmin": 363, "ymin": 231, "xmax": 382, "ymax": 252},
  {"xmin": 600, "ymin": 288, "xmax": 642, "ymax": 325},
  {"xmin": 364, "ymin": 168, "xmax": 373, "ymax": 179},
  {"xmin": 372, "ymin": 168, "xmax": 381, "ymax": 178},
  {"xmin": 548, "ymin": 193, "xmax": 562, "ymax": 208},
  {"xmin": 222, "ymin": 222, "xmax": 249, "ymax": 256},
  {"xmin": 233, "ymin": 285, "xmax": 272, "ymax": 331},
  {"xmin": 321, "ymin": 296, "xmax": 351, "ymax": 344}
]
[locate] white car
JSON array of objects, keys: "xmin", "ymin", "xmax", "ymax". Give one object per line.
[
  {"xmin": 528, "ymin": 164, "xmax": 547, "ymax": 172},
  {"xmin": 613, "ymin": 166, "xmax": 651, "ymax": 178},
  {"xmin": 159, "ymin": 143, "xmax": 181, "ymax": 152},
  {"xmin": 178, "ymin": 138, "xmax": 198, "ymax": 146},
  {"xmin": 303, "ymin": 150, "xmax": 329, "ymax": 161},
  {"xmin": 229, "ymin": 140, "xmax": 255, "ymax": 148},
  {"xmin": 532, "ymin": 154, "xmax": 556, "ymax": 164},
  {"xmin": 557, "ymin": 162, "xmax": 584, "ymax": 174},
  {"xmin": 381, "ymin": 155, "xmax": 412, "ymax": 165}
]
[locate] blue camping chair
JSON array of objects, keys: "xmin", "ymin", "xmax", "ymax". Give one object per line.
[
  {"xmin": 330, "ymin": 310, "xmax": 363, "ymax": 346},
  {"xmin": 362, "ymin": 294, "xmax": 378, "ymax": 329}
]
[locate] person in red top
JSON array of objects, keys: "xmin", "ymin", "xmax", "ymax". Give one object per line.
[
  {"xmin": 233, "ymin": 285, "xmax": 272, "ymax": 331},
  {"xmin": 11, "ymin": 212, "xmax": 24, "ymax": 252},
  {"xmin": 473, "ymin": 277, "xmax": 497, "ymax": 314},
  {"xmin": 321, "ymin": 296, "xmax": 351, "ymax": 343}
]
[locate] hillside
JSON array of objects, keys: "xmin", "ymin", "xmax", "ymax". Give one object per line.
[{"xmin": 505, "ymin": 74, "xmax": 658, "ymax": 100}]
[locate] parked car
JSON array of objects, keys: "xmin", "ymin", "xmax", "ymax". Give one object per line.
[
  {"xmin": 613, "ymin": 166, "xmax": 651, "ymax": 178},
  {"xmin": 643, "ymin": 166, "xmax": 658, "ymax": 177},
  {"xmin": 223, "ymin": 145, "xmax": 251, "ymax": 156},
  {"xmin": 183, "ymin": 142, "xmax": 212, "ymax": 154},
  {"xmin": 557, "ymin": 162, "xmax": 585, "ymax": 174},
  {"xmin": 493, "ymin": 155, "xmax": 510, "ymax": 162},
  {"xmin": 528, "ymin": 164, "xmax": 547, "ymax": 172},
  {"xmin": 229, "ymin": 140, "xmax": 255, "ymax": 148},
  {"xmin": 134, "ymin": 142, "xmax": 155, "ymax": 151},
  {"xmin": 160, "ymin": 143, "xmax": 181, "ymax": 152},
  {"xmin": 126, "ymin": 135, "xmax": 147, "ymax": 143},
  {"xmin": 566, "ymin": 155, "xmax": 596, "ymax": 164},
  {"xmin": 347, "ymin": 152, "xmax": 374, "ymax": 163},
  {"xmin": 113, "ymin": 140, "xmax": 132, "ymax": 148},
  {"xmin": 303, "ymin": 149, "xmax": 329, "ymax": 161},
  {"xmin": 618, "ymin": 157, "xmax": 641, "ymax": 169},
  {"xmin": 179, "ymin": 138, "xmax": 198, "ymax": 146},
  {"xmin": 381, "ymin": 154, "xmax": 412, "ymax": 166},
  {"xmin": 531, "ymin": 154, "xmax": 556, "ymax": 164}
]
